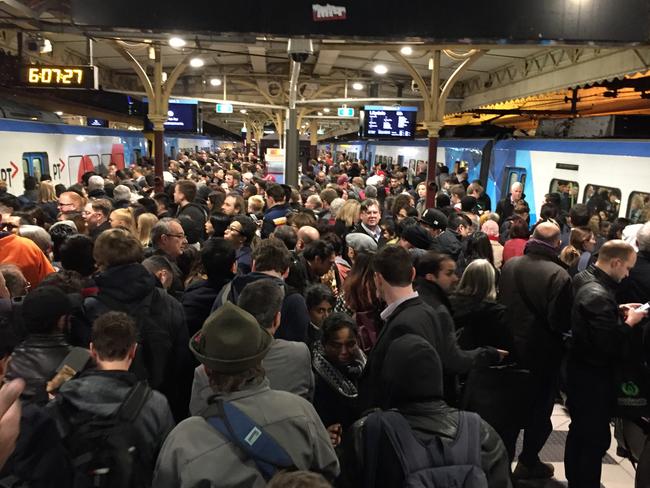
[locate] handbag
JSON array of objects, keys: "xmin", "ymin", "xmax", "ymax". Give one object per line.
[
  {"xmin": 615, "ymin": 360, "xmax": 650, "ymax": 419},
  {"xmin": 460, "ymin": 364, "xmax": 532, "ymax": 430}
]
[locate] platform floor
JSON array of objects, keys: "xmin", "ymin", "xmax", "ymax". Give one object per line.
[{"xmin": 513, "ymin": 404, "xmax": 636, "ymax": 488}]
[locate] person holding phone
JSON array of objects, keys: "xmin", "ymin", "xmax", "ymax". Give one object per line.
[{"xmin": 565, "ymin": 240, "xmax": 649, "ymax": 488}]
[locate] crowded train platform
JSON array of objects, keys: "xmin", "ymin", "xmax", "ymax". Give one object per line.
[{"xmin": 0, "ymin": 149, "xmax": 648, "ymax": 488}]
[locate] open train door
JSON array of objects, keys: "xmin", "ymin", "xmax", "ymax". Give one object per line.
[{"xmin": 21, "ymin": 152, "xmax": 49, "ymax": 181}]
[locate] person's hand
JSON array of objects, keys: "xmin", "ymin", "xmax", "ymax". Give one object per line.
[
  {"xmin": 326, "ymin": 423, "xmax": 342, "ymax": 448},
  {"xmin": 497, "ymin": 349, "xmax": 509, "ymax": 362},
  {"xmin": 622, "ymin": 303, "xmax": 648, "ymax": 327},
  {"xmin": 0, "ymin": 379, "xmax": 25, "ymax": 469}
]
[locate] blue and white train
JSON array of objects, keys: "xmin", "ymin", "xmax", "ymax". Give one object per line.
[
  {"xmin": 0, "ymin": 119, "xmax": 221, "ymax": 195},
  {"xmin": 325, "ymin": 138, "xmax": 650, "ymax": 224}
]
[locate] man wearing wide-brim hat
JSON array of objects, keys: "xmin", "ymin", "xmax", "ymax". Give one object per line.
[{"xmin": 153, "ymin": 302, "xmax": 339, "ymax": 488}]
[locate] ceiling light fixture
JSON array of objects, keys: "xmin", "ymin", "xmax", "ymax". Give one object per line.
[
  {"xmin": 323, "ymin": 108, "xmax": 330, "ymax": 113},
  {"xmin": 169, "ymin": 37, "xmax": 186, "ymax": 48},
  {"xmin": 373, "ymin": 64, "xmax": 388, "ymax": 75},
  {"xmin": 240, "ymin": 109, "xmax": 247, "ymax": 114},
  {"xmin": 400, "ymin": 46, "xmax": 413, "ymax": 56},
  {"xmin": 352, "ymin": 82, "xmax": 364, "ymax": 90},
  {"xmin": 209, "ymin": 77, "xmax": 222, "ymax": 86},
  {"xmin": 190, "ymin": 58, "xmax": 204, "ymax": 68},
  {"xmin": 317, "ymin": 112, "xmax": 323, "ymax": 116}
]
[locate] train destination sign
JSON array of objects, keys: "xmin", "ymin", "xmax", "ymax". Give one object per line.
[{"xmin": 20, "ymin": 65, "xmax": 99, "ymax": 89}]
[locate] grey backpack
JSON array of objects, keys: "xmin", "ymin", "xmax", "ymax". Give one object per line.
[{"xmin": 364, "ymin": 410, "xmax": 488, "ymax": 488}]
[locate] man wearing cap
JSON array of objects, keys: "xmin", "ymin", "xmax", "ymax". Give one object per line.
[
  {"xmin": 345, "ymin": 232, "xmax": 377, "ymax": 266},
  {"xmin": 5, "ymin": 286, "xmax": 75, "ymax": 404},
  {"xmin": 154, "ymin": 302, "xmax": 339, "ymax": 488}
]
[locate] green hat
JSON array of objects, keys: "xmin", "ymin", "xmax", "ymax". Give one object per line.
[{"xmin": 189, "ymin": 302, "xmax": 273, "ymax": 373}]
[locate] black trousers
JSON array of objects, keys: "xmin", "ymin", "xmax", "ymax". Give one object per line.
[
  {"xmin": 517, "ymin": 366, "xmax": 560, "ymax": 466},
  {"xmin": 564, "ymin": 360, "xmax": 614, "ymax": 488}
]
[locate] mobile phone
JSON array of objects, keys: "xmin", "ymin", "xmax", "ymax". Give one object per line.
[{"xmin": 638, "ymin": 302, "xmax": 650, "ymax": 312}]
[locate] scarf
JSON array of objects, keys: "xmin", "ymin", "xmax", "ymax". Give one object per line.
[{"xmin": 312, "ymin": 342, "xmax": 366, "ymax": 399}]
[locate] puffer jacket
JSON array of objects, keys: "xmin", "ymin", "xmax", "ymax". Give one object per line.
[
  {"xmin": 338, "ymin": 401, "xmax": 513, "ymax": 488},
  {"xmin": 570, "ymin": 265, "xmax": 632, "ymax": 368},
  {"xmin": 5, "ymin": 334, "xmax": 72, "ymax": 404}
]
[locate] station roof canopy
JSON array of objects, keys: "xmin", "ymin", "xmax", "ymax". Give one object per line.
[{"xmin": 2, "ymin": 0, "xmax": 650, "ymax": 133}]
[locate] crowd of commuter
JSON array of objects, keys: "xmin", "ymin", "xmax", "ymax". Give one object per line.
[{"xmin": 0, "ymin": 147, "xmax": 648, "ymax": 488}]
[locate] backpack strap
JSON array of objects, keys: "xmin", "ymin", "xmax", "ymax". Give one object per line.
[
  {"xmin": 365, "ymin": 411, "xmax": 430, "ymax": 484},
  {"xmin": 204, "ymin": 399, "xmax": 294, "ymax": 481},
  {"xmin": 445, "ymin": 411, "xmax": 483, "ymax": 468},
  {"xmin": 117, "ymin": 381, "xmax": 152, "ymax": 423}
]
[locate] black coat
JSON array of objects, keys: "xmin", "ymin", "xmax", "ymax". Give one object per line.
[
  {"xmin": 436, "ymin": 229, "xmax": 464, "ymax": 262},
  {"xmin": 498, "ymin": 240, "xmax": 572, "ymax": 371},
  {"xmin": 495, "ymin": 197, "xmax": 515, "ymax": 221},
  {"xmin": 618, "ymin": 250, "xmax": 650, "ymax": 305},
  {"xmin": 349, "ymin": 223, "xmax": 387, "ymax": 248},
  {"xmin": 570, "ymin": 265, "xmax": 632, "ymax": 369},
  {"xmin": 449, "ymin": 295, "xmax": 515, "ymax": 355},
  {"xmin": 358, "ymin": 297, "xmax": 500, "ymax": 411},
  {"xmin": 415, "ymin": 277, "xmax": 452, "ymax": 314},
  {"xmin": 182, "ymin": 276, "xmax": 232, "ymax": 336}
]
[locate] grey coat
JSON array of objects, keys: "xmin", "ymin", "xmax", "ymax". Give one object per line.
[{"xmin": 153, "ymin": 379, "xmax": 339, "ymax": 488}]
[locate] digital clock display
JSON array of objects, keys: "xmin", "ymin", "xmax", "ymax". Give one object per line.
[{"xmin": 20, "ymin": 65, "xmax": 98, "ymax": 89}]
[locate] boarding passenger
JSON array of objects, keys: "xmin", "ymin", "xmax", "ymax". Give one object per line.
[
  {"xmin": 495, "ymin": 181, "xmax": 524, "ymax": 221},
  {"xmin": 498, "ymin": 221, "xmax": 572, "ymax": 478}
]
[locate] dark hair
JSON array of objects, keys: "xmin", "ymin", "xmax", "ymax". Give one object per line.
[
  {"xmin": 607, "ymin": 217, "xmax": 631, "ymax": 241},
  {"xmin": 435, "ymin": 192, "xmax": 451, "ymax": 209},
  {"xmin": 153, "ymin": 192, "xmax": 171, "ymax": 209},
  {"xmin": 304, "ymin": 283, "xmax": 335, "ymax": 310},
  {"xmin": 209, "ymin": 212, "xmax": 232, "ymax": 238},
  {"xmin": 569, "ymin": 204, "xmax": 591, "ymax": 227},
  {"xmin": 24, "ymin": 176, "xmax": 38, "ymax": 191},
  {"xmin": 136, "ymin": 197, "xmax": 157, "ymax": 215},
  {"xmin": 253, "ymin": 239, "xmax": 291, "ymax": 273},
  {"xmin": 175, "ymin": 180, "xmax": 197, "ymax": 202},
  {"xmin": 231, "ymin": 215, "xmax": 257, "ymax": 245},
  {"xmin": 303, "ymin": 239, "xmax": 335, "ymax": 264},
  {"xmin": 40, "ymin": 270, "xmax": 83, "ymax": 293},
  {"xmin": 266, "ymin": 184, "xmax": 286, "ymax": 202},
  {"xmin": 91, "ymin": 311, "xmax": 137, "ymax": 361},
  {"xmin": 342, "ymin": 252, "xmax": 377, "ymax": 312},
  {"xmin": 360, "ymin": 198, "xmax": 380, "ymax": 213},
  {"xmin": 142, "ymin": 255, "xmax": 174, "ymax": 275},
  {"xmin": 372, "ymin": 245, "xmax": 413, "ymax": 286},
  {"xmin": 60, "ymin": 235, "xmax": 96, "ymax": 277},
  {"xmin": 208, "ymin": 190, "xmax": 226, "ymax": 211},
  {"xmin": 448, "ymin": 212, "xmax": 471, "ymax": 232},
  {"xmin": 49, "ymin": 224, "xmax": 78, "ymax": 262},
  {"xmin": 237, "ymin": 280, "xmax": 284, "ymax": 329},
  {"xmin": 321, "ymin": 312, "xmax": 358, "ymax": 345},
  {"xmin": 201, "ymin": 238, "xmax": 236, "ymax": 280},
  {"xmin": 508, "ymin": 216, "xmax": 530, "ymax": 239},
  {"xmin": 463, "ymin": 231, "xmax": 494, "ymax": 266},
  {"xmin": 415, "ymin": 251, "xmax": 455, "ymax": 277},
  {"xmin": 539, "ymin": 202, "xmax": 559, "ymax": 221}
]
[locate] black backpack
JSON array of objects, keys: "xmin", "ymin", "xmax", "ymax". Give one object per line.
[
  {"xmin": 364, "ymin": 410, "xmax": 488, "ymax": 488},
  {"xmin": 84, "ymin": 289, "xmax": 173, "ymax": 390},
  {"xmin": 58, "ymin": 381, "xmax": 152, "ymax": 488}
]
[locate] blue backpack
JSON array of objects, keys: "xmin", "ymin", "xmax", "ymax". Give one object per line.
[{"xmin": 364, "ymin": 410, "xmax": 488, "ymax": 488}]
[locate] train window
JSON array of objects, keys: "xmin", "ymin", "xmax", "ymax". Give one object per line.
[
  {"xmin": 549, "ymin": 179, "xmax": 580, "ymax": 210},
  {"xmin": 583, "ymin": 184, "xmax": 622, "ymax": 221},
  {"xmin": 31, "ymin": 157, "xmax": 42, "ymax": 180},
  {"xmin": 507, "ymin": 171, "xmax": 519, "ymax": 190},
  {"xmin": 627, "ymin": 191, "xmax": 650, "ymax": 224},
  {"xmin": 101, "ymin": 154, "xmax": 112, "ymax": 166}
]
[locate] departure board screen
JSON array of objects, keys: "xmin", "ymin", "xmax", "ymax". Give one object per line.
[
  {"xmin": 20, "ymin": 65, "xmax": 98, "ymax": 89},
  {"xmin": 362, "ymin": 106, "xmax": 417, "ymax": 138}
]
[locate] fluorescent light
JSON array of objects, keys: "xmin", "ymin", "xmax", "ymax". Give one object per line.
[
  {"xmin": 190, "ymin": 58, "xmax": 204, "ymax": 68},
  {"xmin": 54, "ymin": 111, "xmax": 63, "ymax": 116},
  {"xmin": 400, "ymin": 46, "xmax": 413, "ymax": 56},
  {"xmin": 169, "ymin": 37, "xmax": 186, "ymax": 48},
  {"xmin": 209, "ymin": 77, "xmax": 222, "ymax": 86},
  {"xmin": 323, "ymin": 108, "xmax": 330, "ymax": 113},
  {"xmin": 240, "ymin": 109, "xmax": 247, "ymax": 114},
  {"xmin": 352, "ymin": 82, "xmax": 364, "ymax": 90},
  {"xmin": 373, "ymin": 64, "xmax": 388, "ymax": 75},
  {"xmin": 317, "ymin": 112, "xmax": 323, "ymax": 116},
  {"xmin": 162, "ymin": 72, "xmax": 168, "ymax": 82},
  {"xmin": 148, "ymin": 46, "xmax": 155, "ymax": 60}
]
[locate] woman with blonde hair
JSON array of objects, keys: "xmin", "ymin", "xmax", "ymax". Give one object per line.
[
  {"xmin": 559, "ymin": 226, "xmax": 596, "ymax": 276},
  {"xmin": 38, "ymin": 180, "xmax": 59, "ymax": 221},
  {"xmin": 137, "ymin": 212, "xmax": 159, "ymax": 248},
  {"xmin": 109, "ymin": 208, "xmax": 136, "ymax": 236},
  {"xmin": 335, "ymin": 199, "xmax": 361, "ymax": 236}
]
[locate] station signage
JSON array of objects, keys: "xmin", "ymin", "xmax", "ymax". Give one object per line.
[
  {"xmin": 337, "ymin": 107, "xmax": 354, "ymax": 117},
  {"xmin": 216, "ymin": 103, "xmax": 234, "ymax": 114}
]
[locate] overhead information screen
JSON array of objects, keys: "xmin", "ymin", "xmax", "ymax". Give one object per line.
[
  {"xmin": 362, "ymin": 106, "xmax": 417, "ymax": 138},
  {"xmin": 144, "ymin": 99, "xmax": 198, "ymax": 132}
]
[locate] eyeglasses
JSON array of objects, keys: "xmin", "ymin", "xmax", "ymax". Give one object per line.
[
  {"xmin": 226, "ymin": 226, "xmax": 241, "ymax": 234},
  {"xmin": 164, "ymin": 233, "xmax": 186, "ymax": 239}
]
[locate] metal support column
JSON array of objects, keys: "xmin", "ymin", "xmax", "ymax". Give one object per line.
[
  {"xmin": 285, "ymin": 59, "xmax": 301, "ymax": 186},
  {"xmin": 309, "ymin": 120, "xmax": 318, "ymax": 162}
]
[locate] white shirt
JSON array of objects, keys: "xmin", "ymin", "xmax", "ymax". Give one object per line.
[{"xmin": 380, "ymin": 291, "xmax": 419, "ymax": 322}]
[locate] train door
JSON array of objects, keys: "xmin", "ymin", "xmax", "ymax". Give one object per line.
[
  {"xmin": 21, "ymin": 152, "xmax": 49, "ymax": 180},
  {"xmin": 501, "ymin": 166, "xmax": 527, "ymax": 197}
]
